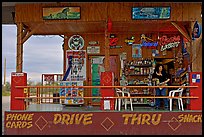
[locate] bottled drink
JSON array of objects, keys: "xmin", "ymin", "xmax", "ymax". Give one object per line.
[
  {"xmin": 140, "ymin": 68, "xmax": 143, "ymax": 75},
  {"xmin": 144, "ymin": 68, "xmax": 146, "ymax": 75}
]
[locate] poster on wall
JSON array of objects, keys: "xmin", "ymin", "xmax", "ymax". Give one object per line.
[
  {"xmin": 66, "ymin": 50, "xmax": 86, "ymax": 81},
  {"xmin": 43, "ymin": 7, "xmax": 81, "ymax": 20},
  {"xmin": 91, "ymin": 63, "xmax": 101, "ymax": 103},
  {"xmin": 132, "ymin": 44, "xmax": 142, "ymax": 58},
  {"xmin": 132, "ymin": 7, "xmax": 171, "ymax": 19}
]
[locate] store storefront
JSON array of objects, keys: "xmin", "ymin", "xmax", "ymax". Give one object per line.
[{"xmin": 5, "ymin": 2, "xmax": 202, "ymax": 135}]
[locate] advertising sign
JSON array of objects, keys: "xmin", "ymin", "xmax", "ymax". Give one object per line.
[
  {"xmin": 43, "ymin": 7, "xmax": 80, "ymax": 20},
  {"xmin": 66, "ymin": 50, "xmax": 86, "ymax": 81},
  {"xmin": 132, "ymin": 7, "xmax": 171, "ymax": 19},
  {"xmin": 4, "ymin": 111, "xmax": 202, "ymax": 135}
]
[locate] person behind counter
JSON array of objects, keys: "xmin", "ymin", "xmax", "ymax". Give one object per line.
[{"xmin": 152, "ymin": 64, "xmax": 170, "ymax": 110}]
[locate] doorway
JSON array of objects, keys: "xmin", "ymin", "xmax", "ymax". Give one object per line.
[{"xmin": 88, "ymin": 55, "xmax": 118, "ymax": 105}]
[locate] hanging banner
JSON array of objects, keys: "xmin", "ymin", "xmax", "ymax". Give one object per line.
[{"xmin": 66, "ymin": 50, "xmax": 86, "ymax": 81}]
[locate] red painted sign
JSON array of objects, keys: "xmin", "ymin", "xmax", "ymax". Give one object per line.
[
  {"xmin": 44, "ymin": 74, "xmax": 54, "ymax": 82},
  {"xmin": 109, "ymin": 37, "xmax": 119, "ymax": 47},
  {"xmin": 4, "ymin": 111, "xmax": 202, "ymax": 135}
]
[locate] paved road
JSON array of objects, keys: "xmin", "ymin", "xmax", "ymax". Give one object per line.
[{"xmin": 2, "ymin": 96, "xmax": 10, "ymax": 135}]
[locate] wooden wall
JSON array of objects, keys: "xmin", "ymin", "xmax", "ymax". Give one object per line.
[
  {"xmin": 64, "ymin": 33, "xmax": 181, "ymax": 59},
  {"xmin": 63, "ymin": 32, "xmax": 182, "ymax": 77},
  {"xmin": 15, "ymin": 2, "xmax": 201, "ymax": 22}
]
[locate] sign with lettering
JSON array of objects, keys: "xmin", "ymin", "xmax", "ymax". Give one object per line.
[
  {"xmin": 88, "ymin": 41, "xmax": 99, "ymax": 46},
  {"xmin": 142, "ymin": 41, "xmax": 158, "ymax": 49},
  {"xmin": 159, "ymin": 35, "xmax": 180, "ymax": 51},
  {"xmin": 11, "ymin": 73, "xmax": 24, "ymax": 76},
  {"xmin": 66, "ymin": 50, "xmax": 86, "ymax": 81},
  {"xmin": 87, "ymin": 46, "xmax": 100, "ymax": 54},
  {"xmin": 4, "ymin": 111, "xmax": 202, "ymax": 135}
]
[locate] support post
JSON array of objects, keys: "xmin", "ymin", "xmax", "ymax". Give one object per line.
[
  {"xmin": 16, "ymin": 22, "xmax": 23, "ymax": 72},
  {"xmin": 63, "ymin": 35, "xmax": 68, "ymax": 75},
  {"xmin": 104, "ymin": 29, "xmax": 110, "ymax": 71}
]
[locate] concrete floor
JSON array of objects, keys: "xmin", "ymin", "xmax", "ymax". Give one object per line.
[
  {"xmin": 2, "ymin": 96, "xmax": 10, "ymax": 135},
  {"xmin": 24, "ymin": 103, "xmax": 196, "ymax": 112}
]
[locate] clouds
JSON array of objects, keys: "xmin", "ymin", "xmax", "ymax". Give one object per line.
[{"xmin": 2, "ymin": 25, "xmax": 64, "ymax": 83}]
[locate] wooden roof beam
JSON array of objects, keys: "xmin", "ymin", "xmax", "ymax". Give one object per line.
[
  {"xmin": 171, "ymin": 22, "xmax": 191, "ymax": 42},
  {"xmin": 21, "ymin": 23, "xmax": 42, "ymax": 44}
]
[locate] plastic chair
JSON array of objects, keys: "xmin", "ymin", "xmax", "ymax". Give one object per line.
[
  {"xmin": 115, "ymin": 88, "xmax": 123, "ymax": 111},
  {"xmin": 115, "ymin": 88, "xmax": 133, "ymax": 111},
  {"xmin": 169, "ymin": 84, "xmax": 186, "ymax": 111}
]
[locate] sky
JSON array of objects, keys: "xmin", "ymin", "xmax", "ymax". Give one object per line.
[{"xmin": 2, "ymin": 25, "xmax": 64, "ymax": 84}]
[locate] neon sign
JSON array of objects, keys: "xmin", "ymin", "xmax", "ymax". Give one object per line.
[
  {"xmin": 109, "ymin": 34, "xmax": 122, "ymax": 48},
  {"xmin": 125, "ymin": 36, "xmax": 135, "ymax": 45},
  {"xmin": 159, "ymin": 35, "xmax": 180, "ymax": 51},
  {"xmin": 142, "ymin": 41, "xmax": 158, "ymax": 49}
]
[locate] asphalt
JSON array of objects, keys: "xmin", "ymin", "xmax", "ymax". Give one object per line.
[{"xmin": 2, "ymin": 96, "xmax": 10, "ymax": 135}]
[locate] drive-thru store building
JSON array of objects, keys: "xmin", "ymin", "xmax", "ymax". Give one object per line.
[{"xmin": 2, "ymin": 2, "xmax": 202, "ymax": 135}]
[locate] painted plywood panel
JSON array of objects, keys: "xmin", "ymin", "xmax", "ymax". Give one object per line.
[
  {"xmin": 15, "ymin": 2, "xmax": 201, "ymax": 23},
  {"xmin": 4, "ymin": 111, "xmax": 202, "ymax": 135}
]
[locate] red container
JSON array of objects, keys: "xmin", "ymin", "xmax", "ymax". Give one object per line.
[
  {"xmin": 10, "ymin": 72, "xmax": 27, "ymax": 110},
  {"xmin": 189, "ymin": 72, "xmax": 202, "ymax": 110},
  {"xmin": 100, "ymin": 72, "xmax": 115, "ymax": 110}
]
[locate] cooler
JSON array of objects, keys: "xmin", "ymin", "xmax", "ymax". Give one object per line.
[
  {"xmin": 10, "ymin": 72, "xmax": 27, "ymax": 110},
  {"xmin": 100, "ymin": 71, "xmax": 115, "ymax": 110},
  {"xmin": 189, "ymin": 72, "xmax": 202, "ymax": 110}
]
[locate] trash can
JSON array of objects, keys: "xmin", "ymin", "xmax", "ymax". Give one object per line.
[{"xmin": 53, "ymin": 93, "xmax": 60, "ymax": 104}]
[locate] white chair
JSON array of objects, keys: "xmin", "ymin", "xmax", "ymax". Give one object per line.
[
  {"xmin": 115, "ymin": 88, "xmax": 123, "ymax": 111},
  {"xmin": 169, "ymin": 84, "xmax": 186, "ymax": 111},
  {"xmin": 115, "ymin": 88, "xmax": 133, "ymax": 111}
]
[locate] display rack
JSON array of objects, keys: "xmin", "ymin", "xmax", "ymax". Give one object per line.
[
  {"xmin": 59, "ymin": 81, "xmax": 84, "ymax": 105},
  {"xmin": 122, "ymin": 58, "xmax": 155, "ymax": 106},
  {"xmin": 128, "ymin": 83, "xmax": 155, "ymax": 106}
]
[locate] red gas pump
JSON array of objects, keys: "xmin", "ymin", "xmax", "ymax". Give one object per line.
[
  {"xmin": 10, "ymin": 72, "xmax": 27, "ymax": 110},
  {"xmin": 189, "ymin": 72, "xmax": 202, "ymax": 110},
  {"xmin": 100, "ymin": 72, "xmax": 115, "ymax": 110}
]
